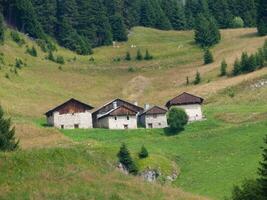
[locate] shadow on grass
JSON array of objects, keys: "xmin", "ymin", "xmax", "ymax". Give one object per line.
[
  {"xmin": 239, "ymin": 32, "xmax": 258, "ymax": 39},
  {"xmin": 163, "ymin": 127, "xmax": 184, "ymax": 136}
]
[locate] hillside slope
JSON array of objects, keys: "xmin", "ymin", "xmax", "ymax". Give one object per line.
[{"xmin": 0, "ymin": 27, "xmax": 267, "ymax": 200}]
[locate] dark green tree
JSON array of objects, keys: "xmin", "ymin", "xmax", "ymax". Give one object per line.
[
  {"xmin": 220, "ymin": 59, "xmax": 228, "ymax": 76},
  {"xmin": 122, "ymin": 0, "xmax": 140, "ymax": 28},
  {"xmin": 139, "ymin": 0, "xmax": 156, "ymax": 27},
  {"xmin": 125, "ymin": 51, "xmax": 131, "ymax": 61},
  {"xmin": 0, "ymin": 106, "xmax": 19, "ymax": 151},
  {"xmin": 257, "ymin": 0, "xmax": 267, "ymax": 36},
  {"xmin": 258, "ymin": 135, "xmax": 267, "ymax": 197},
  {"xmin": 117, "ymin": 143, "xmax": 138, "ymax": 175},
  {"xmin": 204, "ymin": 48, "xmax": 214, "ymax": 64},
  {"xmin": 232, "ymin": 58, "xmax": 241, "ymax": 76},
  {"xmin": 167, "ymin": 107, "xmax": 188, "ymax": 132},
  {"xmin": 138, "ymin": 145, "xmax": 149, "ymax": 159},
  {"xmin": 195, "ymin": 14, "xmax": 221, "ymax": 47},
  {"xmin": 144, "ymin": 49, "xmax": 153, "ymax": 60},
  {"xmin": 136, "ymin": 49, "xmax": 143, "ymax": 60},
  {"xmin": 194, "ymin": 71, "xmax": 201, "ymax": 85},
  {"xmin": 110, "ymin": 14, "xmax": 128, "ymax": 41},
  {"xmin": 0, "ymin": 14, "xmax": 4, "ymax": 44}
]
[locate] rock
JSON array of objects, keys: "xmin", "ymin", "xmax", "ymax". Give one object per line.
[
  {"xmin": 141, "ymin": 168, "xmax": 159, "ymax": 182},
  {"xmin": 117, "ymin": 163, "xmax": 129, "ymax": 175}
]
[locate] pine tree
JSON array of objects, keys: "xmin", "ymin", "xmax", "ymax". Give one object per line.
[
  {"xmin": 144, "ymin": 49, "xmax": 153, "ymax": 60},
  {"xmin": 110, "ymin": 14, "xmax": 128, "ymax": 41},
  {"xmin": 195, "ymin": 14, "xmax": 221, "ymax": 47},
  {"xmin": 0, "ymin": 14, "xmax": 4, "ymax": 44},
  {"xmin": 204, "ymin": 48, "xmax": 214, "ymax": 64},
  {"xmin": 0, "ymin": 106, "xmax": 19, "ymax": 151},
  {"xmin": 138, "ymin": 145, "xmax": 149, "ymax": 159},
  {"xmin": 117, "ymin": 143, "xmax": 138, "ymax": 175},
  {"xmin": 257, "ymin": 0, "xmax": 267, "ymax": 36},
  {"xmin": 232, "ymin": 58, "xmax": 241, "ymax": 76},
  {"xmin": 136, "ymin": 49, "xmax": 143, "ymax": 60},
  {"xmin": 194, "ymin": 71, "xmax": 201, "ymax": 85},
  {"xmin": 125, "ymin": 51, "xmax": 131, "ymax": 61},
  {"xmin": 258, "ymin": 135, "xmax": 267, "ymax": 197},
  {"xmin": 139, "ymin": 0, "xmax": 156, "ymax": 27},
  {"xmin": 220, "ymin": 59, "xmax": 228, "ymax": 76},
  {"xmin": 122, "ymin": 0, "xmax": 140, "ymax": 28}
]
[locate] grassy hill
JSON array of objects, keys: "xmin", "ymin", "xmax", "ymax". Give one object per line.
[{"xmin": 0, "ymin": 27, "xmax": 267, "ymax": 199}]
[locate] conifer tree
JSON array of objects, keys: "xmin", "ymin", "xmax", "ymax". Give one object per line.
[
  {"xmin": 139, "ymin": 0, "xmax": 156, "ymax": 27},
  {"xmin": 125, "ymin": 51, "xmax": 131, "ymax": 61},
  {"xmin": 258, "ymin": 135, "xmax": 267, "ymax": 197},
  {"xmin": 122, "ymin": 0, "xmax": 140, "ymax": 28},
  {"xmin": 117, "ymin": 143, "xmax": 138, "ymax": 175},
  {"xmin": 136, "ymin": 49, "xmax": 143, "ymax": 60},
  {"xmin": 204, "ymin": 48, "xmax": 214, "ymax": 64},
  {"xmin": 110, "ymin": 14, "xmax": 128, "ymax": 41},
  {"xmin": 138, "ymin": 145, "xmax": 149, "ymax": 159},
  {"xmin": 0, "ymin": 14, "xmax": 4, "ymax": 44},
  {"xmin": 0, "ymin": 106, "xmax": 19, "ymax": 151},
  {"xmin": 194, "ymin": 71, "xmax": 201, "ymax": 85},
  {"xmin": 220, "ymin": 59, "xmax": 228, "ymax": 76},
  {"xmin": 144, "ymin": 49, "xmax": 153, "ymax": 60},
  {"xmin": 232, "ymin": 58, "xmax": 241, "ymax": 76},
  {"xmin": 257, "ymin": 0, "xmax": 267, "ymax": 36},
  {"xmin": 195, "ymin": 14, "xmax": 221, "ymax": 47}
]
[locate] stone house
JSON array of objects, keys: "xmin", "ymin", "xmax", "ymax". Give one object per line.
[
  {"xmin": 92, "ymin": 99, "xmax": 144, "ymax": 129},
  {"xmin": 139, "ymin": 105, "xmax": 168, "ymax": 129},
  {"xmin": 165, "ymin": 92, "xmax": 204, "ymax": 122},
  {"xmin": 45, "ymin": 98, "xmax": 94, "ymax": 129}
]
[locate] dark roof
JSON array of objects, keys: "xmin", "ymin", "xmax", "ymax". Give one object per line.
[
  {"xmin": 92, "ymin": 98, "xmax": 144, "ymax": 115},
  {"xmin": 165, "ymin": 92, "xmax": 204, "ymax": 108},
  {"xmin": 45, "ymin": 98, "xmax": 94, "ymax": 116},
  {"xmin": 140, "ymin": 106, "xmax": 167, "ymax": 116},
  {"xmin": 98, "ymin": 105, "xmax": 137, "ymax": 119}
]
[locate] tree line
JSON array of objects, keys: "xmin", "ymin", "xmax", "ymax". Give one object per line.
[{"xmin": 0, "ymin": 0, "xmax": 263, "ymax": 54}]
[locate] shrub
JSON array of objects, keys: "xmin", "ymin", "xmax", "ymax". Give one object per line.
[
  {"xmin": 231, "ymin": 17, "xmax": 244, "ymax": 28},
  {"xmin": 194, "ymin": 71, "xmax": 201, "ymax": 85},
  {"xmin": 128, "ymin": 66, "xmax": 136, "ymax": 72},
  {"xmin": 138, "ymin": 145, "xmax": 149, "ymax": 159},
  {"xmin": 136, "ymin": 49, "xmax": 143, "ymax": 60},
  {"xmin": 89, "ymin": 57, "xmax": 95, "ymax": 62},
  {"xmin": 10, "ymin": 31, "xmax": 25, "ymax": 46},
  {"xmin": 113, "ymin": 57, "xmax": 121, "ymax": 62},
  {"xmin": 220, "ymin": 59, "xmax": 228, "ymax": 76},
  {"xmin": 186, "ymin": 76, "xmax": 190, "ymax": 85},
  {"xmin": 167, "ymin": 107, "xmax": 188, "ymax": 132},
  {"xmin": 15, "ymin": 58, "xmax": 23, "ymax": 69},
  {"xmin": 144, "ymin": 49, "xmax": 153, "ymax": 60},
  {"xmin": 26, "ymin": 46, "xmax": 37, "ymax": 57},
  {"xmin": 47, "ymin": 51, "xmax": 55, "ymax": 62},
  {"xmin": 4, "ymin": 73, "xmax": 9, "ymax": 79},
  {"xmin": 117, "ymin": 143, "xmax": 138, "ymax": 175},
  {"xmin": 125, "ymin": 51, "xmax": 131, "ymax": 61},
  {"xmin": 56, "ymin": 56, "xmax": 65, "ymax": 64},
  {"xmin": 204, "ymin": 49, "xmax": 214, "ymax": 64},
  {"xmin": 58, "ymin": 66, "xmax": 63, "ymax": 71}
]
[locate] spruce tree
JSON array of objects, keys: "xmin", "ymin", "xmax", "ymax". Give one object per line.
[
  {"xmin": 195, "ymin": 14, "xmax": 221, "ymax": 47},
  {"xmin": 138, "ymin": 145, "xmax": 149, "ymax": 159},
  {"xmin": 257, "ymin": 0, "xmax": 267, "ymax": 36},
  {"xmin": 232, "ymin": 58, "xmax": 241, "ymax": 76},
  {"xmin": 258, "ymin": 135, "xmax": 267, "ymax": 197},
  {"xmin": 122, "ymin": 0, "xmax": 140, "ymax": 28},
  {"xmin": 0, "ymin": 14, "xmax": 4, "ymax": 44},
  {"xmin": 110, "ymin": 14, "xmax": 128, "ymax": 41},
  {"xmin": 125, "ymin": 51, "xmax": 131, "ymax": 61},
  {"xmin": 0, "ymin": 106, "xmax": 19, "ymax": 151},
  {"xmin": 144, "ymin": 49, "xmax": 153, "ymax": 60},
  {"xmin": 136, "ymin": 49, "xmax": 143, "ymax": 60},
  {"xmin": 139, "ymin": 0, "xmax": 156, "ymax": 27},
  {"xmin": 194, "ymin": 71, "xmax": 201, "ymax": 85},
  {"xmin": 117, "ymin": 143, "xmax": 138, "ymax": 175},
  {"xmin": 220, "ymin": 59, "xmax": 228, "ymax": 76},
  {"xmin": 204, "ymin": 49, "xmax": 214, "ymax": 64}
]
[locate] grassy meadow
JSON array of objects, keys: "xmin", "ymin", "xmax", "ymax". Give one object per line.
[{"xmin": 0, "ymin": 27, "xmax": 267, "ymax": 199}]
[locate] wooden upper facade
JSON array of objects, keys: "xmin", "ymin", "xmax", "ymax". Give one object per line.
[{"xmin": 45, "ymin": 98, "xmax": 94, "ymax": 117}]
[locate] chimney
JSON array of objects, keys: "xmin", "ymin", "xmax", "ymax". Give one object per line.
[
  {"xmin": 144, "ymin": 104, "xmax": 150, "ymax": 111},
  {"xmin": 113, "ymin": 101, "xmax": 118, "ymax": 109}
]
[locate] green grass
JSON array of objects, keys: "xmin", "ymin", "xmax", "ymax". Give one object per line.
[{"xmin": 62, "ymin": 103, "xmax": 267, "ymax": 199}]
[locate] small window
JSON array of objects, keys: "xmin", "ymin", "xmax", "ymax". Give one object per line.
[
  {"xmin": 127, "ymin": 116, "xmax": 130, "ymax": 120},
  {"xmin": 148, "ymin": 123, "xmax": 153, "ymax": 128},
  {"xmin": 74, "ymin": 124, "xmax": 79, "ymax": 129},
  {"xmin": 114, "ymin": 116, "xmax": 117, "ymax": 120},
  {"xmin": 61, "ymin": 125, "xmax": 64, "ymax": 129},
  {"xmin": 124, "ymin": 124, "xmax": 129, "ymax": 129},
  {"xmin": 153, "ymin": 114, "xmax": 157, "ymax": 118},
  {"xmin": 158, "ymin": 123, "xmax": 161, "ymax": 126}
]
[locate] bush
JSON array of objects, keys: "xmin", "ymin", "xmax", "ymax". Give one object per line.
[
  {"xmin": 125, "ymin": 51, "xmax": 131, "ymax": 61},
  {"xmin": 26, "ymin": 46, "xmax": 37, "ymax": 57},
  {"xmin": 136, "ymin": 49, "xmax": 143, "ymax": 60},
  {"xmin": 220, "ymin": 59, "xmax": 228, "ymax": 76},
  {"xmin": 47, "ymin": 51, "xmax": 55, "ymax": 62},
  {"xmin": 128, "ymin": 66, "xmax": 137, "ymax": 73},
  {"xmin": 0, "ymin": 105, "xmax": 19, "ymax": 151},
  {"xmin": 10, "ymin": 31, "xmax": 25, "ymax": 46},
  {"xmin": 117, "ymin": 143, "xmax": 138, "ymax": 175},
  {"xmin": 89, "ymin": 57, "xmax": 95, "ymax": 62},
  {"xmin": 231, "ymin": 17, "xmax": 244, "ymax": 28},
  {"xmin": 56, "ymin": 56, "xmax": 65, "ymax": 64},
  {"xmin": 194, "ymin": 71, "xmax": 201, "ymax": 85},
  {"xmin": 167, "ymin": 107, "xmax": 188, "ymax": 132},
  {"xmin": 138, "ymin": 145, "xmax": 149, "ymax": 159},
  {"xmin": 15, "ymin": 58, "xmax": 23, "ymax": 69},
  {"xmin": 204, "ymin": 49, "xmax": 214, "ymax": 64},
  {"xmin": 144, "ymin": 49, "xmax": 153, "ymax": 60}
]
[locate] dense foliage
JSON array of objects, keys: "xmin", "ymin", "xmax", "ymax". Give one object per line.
[
  {"xmin": 0, "ymin": 14, "xmax": 4, "ymax": 44},
  {"xmin": 0, "ymin": 106, "xmax": 19, "ymax": 151},
  {"xmin": 0, "ymin": 0, "xmax": 260, "ymax": 53},
  {"xmin": 167, "ymin": 107, "xmax": 188, "ymax": 132},
  {"xmin": 257, "ymin": 0, "xmax": 267, "ymax": 36}
]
